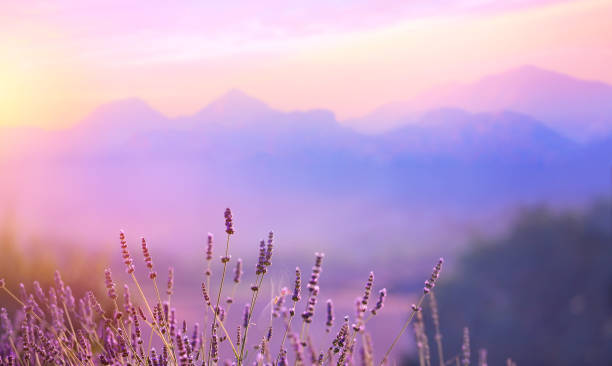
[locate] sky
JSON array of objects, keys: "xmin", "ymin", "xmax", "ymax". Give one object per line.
[{"xmin": 0, "ymin": 0, "xmax": 611, "ymax": 128}]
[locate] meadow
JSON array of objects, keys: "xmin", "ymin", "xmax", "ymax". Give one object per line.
[{"xmin": 0, "ymin": 208, "xmax": 505, "ymax": 366}]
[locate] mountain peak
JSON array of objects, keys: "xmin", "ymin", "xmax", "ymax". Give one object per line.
[
  {"xmin": 195, "ymin": 89, "xmax": 273, "ymax": 124},
  {"xmin": 207, "ymin": 89, "xmax": 269, "ymax": 111},
  {"xmin": 80, "ymin": 98, "xmax": 166, "ymax": 130}
]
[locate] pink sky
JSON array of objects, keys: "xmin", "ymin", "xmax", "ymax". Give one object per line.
[{"xmin": 1, "ymin": 0, "xmax": 611, "ymax": 128}]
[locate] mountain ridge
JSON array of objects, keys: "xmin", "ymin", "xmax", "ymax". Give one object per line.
[{"xmin": 348, "ymin": 65, "xmax": 612, "ymax": 140}]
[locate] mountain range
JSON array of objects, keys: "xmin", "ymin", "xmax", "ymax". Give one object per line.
[
  {"xmin": 1, "ymin": 65, "xmax": 611, "ymax": 270},
  {"xmin": 349, "ymin": 65, "xmax": 612, "ymax": 140}
]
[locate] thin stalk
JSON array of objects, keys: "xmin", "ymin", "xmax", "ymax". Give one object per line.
[
  {"xmin": 153, "ymin": 279, "xmax": 175, "ymax": 351},
  {"xmin": 129, "ymin": 273, "xmax": 177, "ymax": 364},
  {"xmin": 130, "ymin": 273, "xmax": 155, "ymax": 319},
  {"xmin": 278, "ymin": 300, "xmax": 297, "ymax": 357},
  {"xmin": 111, "ymin": 300, "xmax": 145, "ymax": 365},
  {"xmin": 107, "ymin": 322, "xmax": 146, "ymax": 365},
  {"xmin": 204, "ymin": 300, "xmax": 240, "ymax": 359},
  {"xmin": 226, "ymin": 283, "xmax": 239, "ymax": 314},
  {"xmin": 379, "ymin": 294, "xmax": 426, "ymax": 366},
  {"xmin": 61, "ymin": 301, "xmax": 96, "ymax": 366},
  {"xmin": 238, "ymin": 273, "xmax": 265, "ymax": 365},
  {"xmin": 208, "ymin": 233, "xmax": 232, "ymax": 365}
]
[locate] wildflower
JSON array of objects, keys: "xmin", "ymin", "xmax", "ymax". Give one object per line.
[
  {"xmin": 242, "ymin": 304, "xmax": 250, "ymax": 328},
  {"xmin": 308, "ymin": 252, "xmax": 324, "ymax": 292},
  {"xmin": 353, "ymin": 297, "xmax": 365, "ymax": 331},
  {"xmin": 54, "ymin": 270, "xmax": 65, "ymax": 299},
  {"xmin": 191, "ymin": 323, "xmax": 200, "ymax": 350},
  {"xmin": 331, "ymin": 317, "xmax": 349, "ymax": 353},
  {"xmin": 232, "ymin": 258, "xmax": 243, "ymax": 284},
  {"xmin": 119, "ymin": 230, "xmax": 135, "ymax": 274},
  {"xmin": 211, "ymin": 328, "xmax": 219, "ymax": 362},
  {"xmin": 141, "ymin": 237, "xmax": 157, "ymax": 279},
  {"xmin": 301, "ymin": 286, "xmax": 319, "ymax": 323},
  {"xmin": 206, "ymin": 233, "xmax": 214, "ymax": 260},
  {"xmin": 123, "ymin": 285, "xmax": 133, "ymax": 315},
  {"xmin": 361, "ymin": 272, "xmax": 374, "ymax": 306},
  {"xmin": 292, "ymin": 267, "xmax": 302, "ymax": 302},
  {"xmin": 104, "ymin": 268, "xmax": 117, "ymax": 300},
  {"xmin": 265, "ymin": 231, "xmax": 274, "ymax": 266},
  {"xmin": 87, "ymin": 292, "xmax": 105, "ymax": 318},
  {"xmin": 201, "ymin": 283, "xmax": 211, "ymax": 307},
  {"xmin": 256, "ymin": 240, "xmax": 267, "ymax": 275},
  {"xmin": 132, "ymin": 309, "xmax": 143, "ymax": 344},
  {"xmin": 138, "ymin": 306, "xmax": 147, "ymax": 322},
  {"xmin": 424, "ymin": 258, "xmax": 444, "ymax": 294},
  {"xmin": 278, "ymin": 348, "xmax": 288, "ymax": 366},
  {"xmin": 326, "ymin": 299, "xmax": 334, "ymax": 332},
  {"xmin": 167, "ymin": 267, "xmax": 174, "ymax": 296},
  {"xmin": 371, "ymin": 288, "xmax": 387, "ymax": 315},
  {"xmin": 1, "ymin": 308, "xmax": 13, "ymax": 337},
  {"xmin": 224, "ymin": 208, "xmax": 235, "ymax": 235}
]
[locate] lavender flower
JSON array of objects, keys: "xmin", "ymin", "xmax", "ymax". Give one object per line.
[
  {"xmin": 301, "ymin": 286, "xmax": 319, "ymax": 324},
  {"xmin": 123, "ymin": 285, "xmax": 133, "ymax": 314},
  {"xmin": 371, "ymin": 288, "xmax": 386, "ymax": 315},
  {"xmin": 307, "ymin": 252, "xmax": 324, "ymax": 292},
  {"xmin": 54, "ymin": 270, "xmax": 65, "ymax": 300},
  {"xmin": 331, "ymin": 317, "xmax": 349, "ymax": 354},
  {"xmin": 361, "ymin": 272, "xmax": 374, "ymax": 307},
  {"xmin": 278, "ymin": 348, "xmax": 288, "ymax": 366},
  {"xmin": 119, "ymin": 230, "xmax": 135, "ymax": 274},
  {"xmin": 104, "ymin": 268, "xmax": 117, "ymax": 300},
  {"xmin": 233, "ymin": 258, "xmax": 243, "ymax": 283},
  {"xmin": 211, "ymin": 328, "xmax": 219, "ymax": 362},
  {"xmin": 1, "ymin": 308, "xmax": 13, "ymax": 337},
  {"xmin": 292, "ymin": 267, "xmax": 302, "ymax": 302},
  {"xmin": 224, "ymin": 208, "xmax": 235, "ymax": 235},
  {"xmin": 242, "ymin": 304, "xmax": 250, "ymax": 328},
  {"xmin": 167, "ymin": 267, "xmax": 174, "ymax": 296},
  {"xmin": 424, "ymin": 258, "xmax": 444, "ymax": 294},
  {"xmin": 265, "ymin": 231, "xmax": 274, "ymax": 266},
  {"xmin": 206, "ymin": 232, "xmax": 214, "ymax": 260},
  {"xmin": 141, "ymin": 237, "xmax": 157, "ymax": 279},
  {"xmin": 201, "ymin": 283, "xmax": 211, "ymax": 307},
  {"xmin": 256, "ymin": 240, "xmax": 267, "ymax": 275},
  {"xmin": 132, "ymin": 308, "xmax": 143, "ymax": 344},
  {"xmin": 325, "ymin": 299, "xmax": 334, "ymax": 332}
]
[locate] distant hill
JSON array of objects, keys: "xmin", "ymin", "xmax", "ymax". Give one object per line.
[{"xmin": 350, "ymin": 65, "xmax": 612, "ymax": 140}]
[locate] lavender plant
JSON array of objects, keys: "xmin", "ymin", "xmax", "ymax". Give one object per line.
[{"xmin": 0, "ymin": 209, "xmax": 510, "ymax": 366}]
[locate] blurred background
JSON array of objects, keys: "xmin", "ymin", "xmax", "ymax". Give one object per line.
[{"xmin": 1, "ymin": 1, "xmax": 611, "ymax": 365}]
